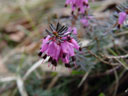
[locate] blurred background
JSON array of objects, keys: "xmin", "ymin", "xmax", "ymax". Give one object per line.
[{"xmin": 0, "ymin": 0, "xmax": 128, "ymax": 96}]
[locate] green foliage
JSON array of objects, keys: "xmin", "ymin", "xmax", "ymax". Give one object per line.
[{"xmin": 98, "ymin": 93, "xmax": 105, "ymax": 96}]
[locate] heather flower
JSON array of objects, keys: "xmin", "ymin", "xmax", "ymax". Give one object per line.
[
  {"xmin": 80, "ymin": 16, "xmax": 93, "ymax": 27},
  {"xmin": 118, "ymin": 12, "xmax": 127, "ymax": 25},
  {"xmin": 80, "ymin": 18, "xmax": 89, "ymax": 27},
  {"xmin": 65, "ymin": 0, "xmax": 89, "ymax": 14},
  {"xmin": 68, "ymin": 27, "xmax": 77, "ymax": 35},
  {"xmin": 117, "ymin": 12, "xmax": 127, "ymax": 28},
  {"xmin": 38, "ymin": 23, "xmax": 81, "ymax": 68}
]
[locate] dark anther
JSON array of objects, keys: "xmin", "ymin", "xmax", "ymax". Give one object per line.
[
  {"xmin": 83, "ymin": 2, "xmax": 88, "ymax": 6},
  {"xmin": 38, "ymin": 52, "xmax": 42, "ymax": 57},
  {"xmin": 71, "ymin": 11, "xmax": 74, "ymax": 15},
  {"xmin": 63, "ymin": 53, "xmax": 66, "ymax": 58},
  {"xmin": 78, "ymin": 8, "xmax": 81, "ymax": 12},
  {"xmin": 126, "ymin": 10, "xmax": 128, "ymax": 14},
  {"xmin": 51, "ymin": 59, "xmax": 57, "ymax": 66},
  {"xmin": 64, "ymin": 4, "xmax": 67, "ymax": 7},
  {"xmin": 79, "ymin": 47, "xmax": 82, "ymax": 51},
  {"xmin": 117, "ymin": 24, "xmax": 121, "ymax": 29},
  {"xmin": 67, "ymin": 36, "xmax": 71, "ymax": 41},
  {"xmin": 44, "ymin": 36, "xmax": 47, "ymax": 39},
  {"xmin": 43, "ymin": 54, "xmax": 47, "ymax": 59},
  {"xmin": 83, "ymin": 26, "xmax": 86, "ymax": 28},
  {"xmin": 72, "ymin": 56, "xmax": 76, "ymax": 61},
  {"xmin": 65, "ymin": 63, "xmax": 71, "ymax": 68},
  {"xmin": 73, "ymin": 4, "xmax": 76, "ymax": 7},
  {"xmin": 48, "ymin": 57, "xmax": 53, "ymax": 62}
]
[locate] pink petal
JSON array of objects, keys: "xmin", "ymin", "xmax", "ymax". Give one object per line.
[
  {"xmin": 118, "ymin": 12, "xmax": 127, "ymax": 25},
  {"xmin": 71, "ymin": 38, "xmax": 80, "ymax": 50}
]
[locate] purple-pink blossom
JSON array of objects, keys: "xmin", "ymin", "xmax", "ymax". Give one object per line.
[
  {"xmin": 65, "ymin": 0, "xmax": 89, "ymax": 14},
  {"xmin": 80, "ymin": 18, "xmax": 89, "ymax": 27},
  {"xmin": 38, "ymin": 23, "xmax": 81, "ymax": 68},
  {"xmin": 68, "ymin": 27, "xmax": 77, "ymax": 35},
  {"xmin": 80, "ymin": 16, "xmax": 93, "ymax": 27},
  {"xmin": 118, "ymin": 12, "xmax": 127, "ymax": 25}
]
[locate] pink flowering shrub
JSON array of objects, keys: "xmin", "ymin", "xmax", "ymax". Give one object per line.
[{"xmin": 38, "ymin": 0, "xmax": 128, "ymax": 71}]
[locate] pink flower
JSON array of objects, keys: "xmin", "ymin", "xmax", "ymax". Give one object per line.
[
  {"xmin": 40, "ymin": 35, "xmax": 50, "ymax": 53},
  {"xmin": 65, "ymin": 0, "xmax": 89, "ymax": 14},
  {"xmin": 118, "ymin": 12, "xmax": 127, "ymax": 25},
  {"xmin": 80, "ymin": 16, "xmax": 92, "ymax": 27},
  {"xmin": 70, "ymin": 38, "xmax": 80, "ymax": 50},
  {"xmin": 80, "ymin": 18, "xmax": 89, "ymax": 27},
  {"xmin": 68, "ymin": 27, "xmax": 77, "ymax": 35},
  {"xmin": 39, "ymin": 23, "xmax": 81, "ymax": 68}
]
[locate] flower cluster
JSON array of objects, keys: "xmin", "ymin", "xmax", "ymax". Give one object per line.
[
  {"xmin": 38, "ymin": 23, "xmax": 81, "ymax": 68},
  {"xmin": 65, "ymin": 0, "xmax": 89, "ymax": 14}
]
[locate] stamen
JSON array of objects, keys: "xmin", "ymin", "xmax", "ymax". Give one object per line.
[
  {"xmin": 71, "ymin": 11, "xmax": 74, "ymax": 15},
  {"xmin": 48, "ymin": 63, "xmax": 51, "ymax": 67},
  {"xmin": 67, "ymin": 36, "xmax": 71, "ymax": 41},
  {"xmin": 126, "ymin": 10, "xmax": 128, "ymax": 14},
  {"xmin": 78, "ymin": 8, "xmax": 81, "ymax": 12},
  {"xmin": 63, "ymin": 53, "xmax": 66, "ymax": 58},
  {"xmin": 65, "ymin": 63, "xmax": 71, "ymax": 68},
  {"xmin": 38, "ymin": 52, "xmax": 42, "ymax": 57},
  {"xmin": 73, "ymin": 4, "xmax": 76, "ymax": 7},
  {"xmin": 44, "ymin": 36, "xmax": 47, "ymax": 39},
  {"xmin": 83, "ymin": 2, "xmax": 88, "ymax": 6},
  {"xmin": 117, "ymin": 24, "xmax": 121, "ymax": 29},
  {"xmin": 64, "ymin": 4, "xmax": 67, "ymax": 7},
  {"xmin": 51, "ymin": 59, "xmax": 57, "ymax": 66},
  {"xmin": 42, "ymin": 54, "xmax": 47, "ymax": 59},
  {"xmin": 79, "ymin": 47, "xmax": 82, "ymax": 51},
  {"xmin": 72, "ymin": 56, "xmax": 76, "ymax": 61}
]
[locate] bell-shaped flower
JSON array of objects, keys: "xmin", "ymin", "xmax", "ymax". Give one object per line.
[
  {"xmin": 40, "ymin": 35, "xmax": 50, "ymax": 53},
  {"xmin": 118, "ymin": 12, "xmax": 127, "ymax": 25}
]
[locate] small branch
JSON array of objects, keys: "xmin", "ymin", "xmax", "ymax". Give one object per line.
[
  {"xmin": 113, "ymin": 70, "xmax": 119, "ymax": 96},
  {"xmin": 17, "ymin": 76, "xmax": 28, "ymax": 96},
  {"xmin": 78, "ymin": 69, "xmax": 91, "ymax": 88},
  {"xmin": 47, "ymin": 75, "xmax": 60, "ymax": 90},
  {"xmin": 115, "ymin": 31, "xmax": 128, "ymax": 36},
  {"xmin": 86, "ymin": 48, "xmax": 111, "ymax": 65},
  {"xmin": 89, "ymin": 65, "xmax": 121, "ymax": 78},
  {"xmin": 115, "ymin": 58, "xmax": 128, "ymax": 70},
  {"xmin": 0, "ymin": 76, "xmax": 16, "ymax": 82},
  {"xmin": 105, "ymin": 54, "xmax": 128, "ymax": 59}
]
